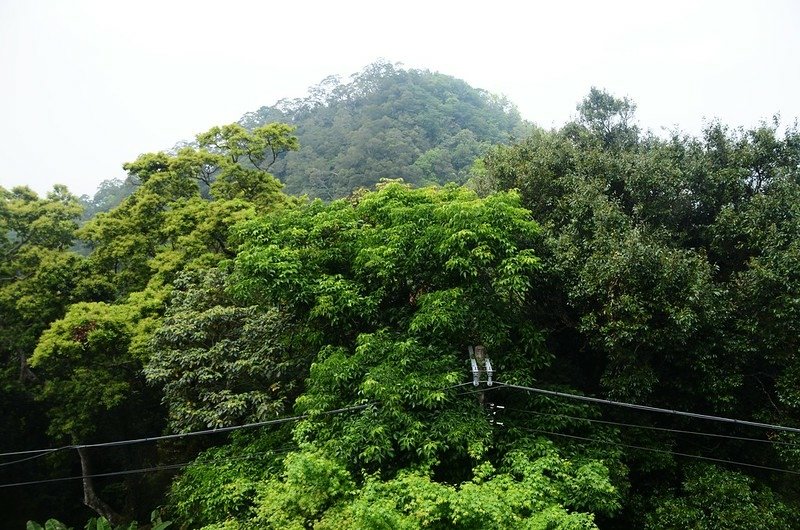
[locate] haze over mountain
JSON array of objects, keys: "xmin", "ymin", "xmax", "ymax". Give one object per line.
[
  {"xmin": 4, "ymin": 2, "xmax": 799, "ymax": 200},
  {"xmin": 81, "ymin": 62, "xmax": 528, "ymax": 212}
]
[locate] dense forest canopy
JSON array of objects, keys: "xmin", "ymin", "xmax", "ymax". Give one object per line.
[
  {"xmin": 235, "ymin": 61, "xmax": 528, "ymax": 198},
  {"xmin": 2, "ymin": 68, "xmax": 800, "ymax": 529}
]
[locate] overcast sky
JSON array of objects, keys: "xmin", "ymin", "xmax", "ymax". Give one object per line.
[{"xmin": 1, "ymin": 0, "xmax": 798, "ymax": 198}]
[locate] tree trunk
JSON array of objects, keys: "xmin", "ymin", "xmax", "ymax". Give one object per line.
[
  {"xmin": 76, "ymin": 446, "xmax": 124, "ymax": 526},
  {"xmin": 18, "ymin": 353, "xmax": 36, "ymax": 383}
]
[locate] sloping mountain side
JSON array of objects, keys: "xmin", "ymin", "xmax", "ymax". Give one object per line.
[
  {"xmin": 239, "ymin": 60, "xmax": 529, "ymax": 198},
  {"xmin": 79, "ymin": 61, "xmax": 528, "ymax": 213}
]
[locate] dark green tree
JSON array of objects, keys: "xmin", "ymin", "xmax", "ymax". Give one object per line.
[
  {"xmin": 482, "ymin": 91, "xmax": 800, "ymax": 524},
  {"xmin": 145, "ymin": 268, "xmax": 302, "ymax": 433},
  {"xmin": 647, "ymin": 465, "xmax": 797, "ymax": 530}
]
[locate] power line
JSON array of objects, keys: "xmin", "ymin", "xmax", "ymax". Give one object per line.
[
  {"xmin": 0, "ymin": 382, "xmax": 478, "ymax": 484},
  {"xmin": 0, "ymin": 447, "xmax": 298, "ymax": 489},
  {"xmin": 0, "ymin": 382, "xmax": 480, "ymax": 461},
  {"xmin": 519, "ymin": 426, "xmax": 800, "ymax": 476},
  {"xmin": 505, "ymin": 408, "xmax": 800, "ymax": 447},
  {"xmin": 497, "ymin": 382, "xmax": 800, "ymax": 435},
  {"xmin": 0, "ymin": 382, "xmax": 476, "ymax": 465},
  {"xmin": 1, "ymin": 463, "xmax": 190, "ymax": 489},
  {"xmin": 0, "ymin": 450, "xmax": 60, "ymax": 468},
  {"xmin": 0, "ymin": 446, "xmax": 61, "ymax": 458},
  {"xmin": 0, "ymin": 404, "xmax": 372, "ymax": 463},
  {"xmin": 454, "ymin": 385, "xmax": 504, "ymax": 398}
]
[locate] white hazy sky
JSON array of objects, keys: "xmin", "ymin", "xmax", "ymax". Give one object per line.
[{"xmin": 1, "ymin": 0, "xmax": 799, "ymax": 198}]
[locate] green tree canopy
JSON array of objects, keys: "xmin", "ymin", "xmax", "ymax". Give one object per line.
[
  {"xmin": 162, "ymin": 183, "xmax": 628, "ymax": 528},
  {"xmin": 481, "ymin": 90, "xmax": 800, "ymax": 526},
  {"xmin": 231, "ymin": 183, "xmax": 542, "ymax": 468},
  {"xmin": 145, "ymin": 268, "xmax": 301, "ymax": 433}
]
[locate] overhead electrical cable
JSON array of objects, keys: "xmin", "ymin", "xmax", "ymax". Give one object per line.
[
  {"xmin": 505, "ymin": 408, "xmax": 800, "ymax": 447},
  {"xmin": 454, "ymin": 385, "xmax": 505, "ymax": 398},
  {"xmin": 0, "ymin": 382, "xmax": 473, "ymax": 466},
  {"xmin": 497, "ymin": 382, "xmax": 800, "ymax": 435},
  {"xmin": 518, "ymin": 426, "xmax": 800, "ymax": 475},
  {"xmin": 0, "ymin": 450, "xmax": 61, "ymax": 468},
  {"xmin": 0, "ymin": 403, "xmax": 373, "ymax": 463},
  {"xmin": 0, "ymin": 463, "xmax": 191, "ymax": 489},
  {"xmin": 0, "ymin": 447, "xmax": 298, "ymax": 489}
]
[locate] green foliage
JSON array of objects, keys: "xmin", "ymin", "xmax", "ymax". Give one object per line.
[
  {"xmin": 294, "ymin": 332, "xmax": 487, "ymax": 468},
  {"xmin": 79, "ymin": 178, "xmax": 138, "ymax": 220},
  {"xmin": 145, "ymin": 268, "xmax": 301, "ymax": 432},
  {"xmin": 574, "ymin": 87, "xmax": 639, "ymax": 149},
  {"xmin": 0, "ymin": 185, "xmax": 88, "ymax": 362},
  {"xmin": 27, "ymin": 510, "xmax": 171, "ymax": 530},
  {"xmin": 196, "ymin": 123, "xmax": 299, "ymax": 172},
  {"xmin": 244, "ymin": 444, "xmax": 618, "ymax": 529},
  {"xmin": 17, "ymin": 120, "xmax": 297, "ymax": 523},
  {"xmin": 30, "ymin": 301, "xmax": 145, "ymax": 440},
  {"xmin": 483, "ymin": 91, "xmax": 800, "ymax": 524},
  {"xmin": 82, "ymin": 121, "xmax": 294, "ymax": 296},
  {"xmin": 13, "ymin": 119, "xmax": 297, "ymax": 524},
  {"xmin": 27, "ymin": 521, "xmax": 70, "ymax": 530},
  {"xmin": 159, "ymin": 180, "xmax": 629, "ymax": 528},
  {"xmin": 646, "ymin": 464, "xmax": 798, "ymax": 530},
  {"xmin": 252, "ymin": 449, "xmax": 355, "ymax": 528},
  {"xmin": 234, "ymin": 183, "xmax": 540, "ymax": 345},
  {"xmin": 0, "ymin": 186, "xmax": 97, "ymax": 527},
  {"xmin": 1, "ymin": 184, "xmax": 82, "ymax": 259},
  {"xmin": 241, "ymin": 61, "xmax": 529, "ymax": 198},
  {"xmin": 12, "ymin": 83, "xmax": 800, "ymax": 529},
  {"xmin": 232, "ymin": 183, "xmax": 544, "ymax": 470},
  {"xmin": 193, "ymin": 122, "xmax": 297, "ymax": 205},
  {"xmin": 78, "ymin": 174, "xmax": 193, "ymax": 295},
  {"xmin": 484, "ymin": 97, "xmax": 800, "ymax": 411},
  {"xmin": 167, "ymin": 431, "xmax": 292, "ymax": 528}
]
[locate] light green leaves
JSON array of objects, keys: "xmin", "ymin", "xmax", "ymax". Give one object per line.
[
  {"xmin": 30, "ymin": 302, "xmax": 139, "ymax": 440},
  {"xmin": 232, "ymin": 184, "xmax": 544, "ymax": 470},
  {"xmin": 245, "ymin": 445, "xmax": 617, "ymax": 529}
]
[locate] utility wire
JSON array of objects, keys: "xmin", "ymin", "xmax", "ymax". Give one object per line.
[
  {"xmin": 0, "ymin": 463, "xmax": 191, "ymax": 489},
  {"xmin": 505, "ymin": 408, "xmax": 800, "ymax": 447},
  {"xmin": 0, "ymin": 450, "xmax": 60, "ymax": 468},
  {"xmin": 497, "ymin": 382, "xmax": 800, "ymax": 435},
  {"xmin": 5, "ymin": 381, "xmax": 798, "ymax": 487},
  {"xmin": 0, "ymin": 446, "xmax": 62, "ymax": 458},
  {"xmin": 0, "ymin": 382, "xmax": 477, "ymax": 483},
  {"xmin": 518, "ymin": 426, "xmax": 800, "ymax": 476},
  {"xmin": 0, "ymin": 382, "xmax": 474, "ymax": 465},
  {"xmin": 0, "ymin": 447, "xmax": 298, "ymax": 489},
  {"xmin": 0, "ymin": 403, "xmax": 372, "ymax": 463},
  {"xmin": 454, "ymin": 385, "xmax": 505, "ymax": 398}
]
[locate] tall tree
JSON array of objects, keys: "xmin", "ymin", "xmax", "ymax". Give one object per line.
[
  {"xmin": 163, "ymin": 183, "xmax": 626, "ymax": 528},
  {"xmin": 22, "ymin": 120, "xmax": 297, "ymax": 524},
  {"xmin": 0, "ymin": 185, "xmax": 96, "ymax": 527}
]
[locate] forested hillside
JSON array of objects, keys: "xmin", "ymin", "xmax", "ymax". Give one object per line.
[
  {"xmin": 2, "ymin": 82, "xmax": 800, "ymax": 529},
  {"xmin": 79, "ymin": 62, "xmax": 527, "ymax": 215},
  {"xmin": 238, "ymin": 61, "xmax": 528, "ymax": 198}
]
